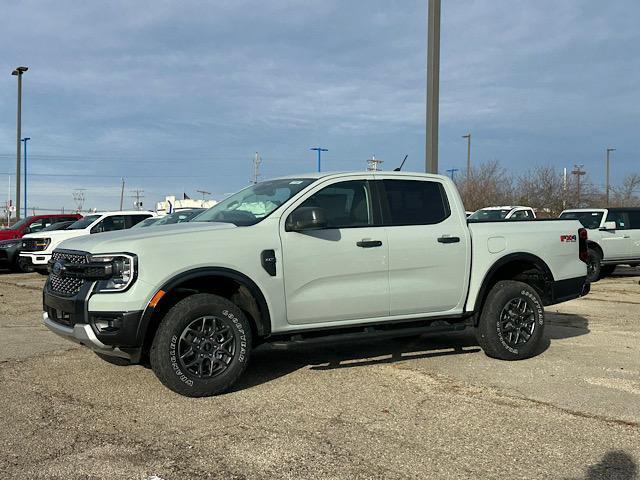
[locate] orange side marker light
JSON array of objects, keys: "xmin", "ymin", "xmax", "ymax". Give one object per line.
[{"xmin": 149, "ymin": 290, "xmax": 166, "ymax": 308}]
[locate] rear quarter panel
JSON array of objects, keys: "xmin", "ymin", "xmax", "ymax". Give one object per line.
[{"xmin": 467, "ymin": 220, "xmax": 586, "ymax": 310}]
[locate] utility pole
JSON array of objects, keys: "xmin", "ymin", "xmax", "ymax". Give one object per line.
[
  {"xmin": 21, "ymin": 137, "xmax": 30, "ymax": 218},
  {"xmin": 119, "ymin": 178, "xmax": 125, "ymax": 210},
  {"xmin": 606, "ymin": 147, "xmax": 615, "ymax": 206},
  {"xmin": 426, "ymin": 0, "xmax": 441, "ymax": 174},
  {"xmin": 310, "ymin": 147, "xmax": 328, "ymax": 172},
  {"xmin": 131, "ymin": 189, "xmax": 144, "ymax": 210},
  {"xmin": 251, "ymin": 152, "xmax": 262, "ymax": 184},
  {"xmin": 563, "ymin": 167, "xmax": 568, "ymax": 209},
  {"xmin": 446, "ymin": 167, "xmax": 459, "ymax": 181},
  {"xmin": 571, "ymin": 164, "xmax": 586, "ymax": 207},
  {"xmin": 462, "ymin": 133, "xmax": 471, "ymax": 173},
  {"xmin": 12, "ymin": 66, "xmax": 28, "ymax": 220},
  {"xmin": 366, "ymin": 155, "xmax": 384, "ymax": 172},
  {"xmin": 196, "ymin": 190, "xmax": 211, "ymax": 201}
]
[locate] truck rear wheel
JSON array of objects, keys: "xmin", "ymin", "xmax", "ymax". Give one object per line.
[
  {"xmin": 586, "ymin": 248, "xmax": 602, "ymax": 282},
  {"xmin": 475, "ymin": 280, "xmax": 545, "ymax": 360},
  {"xmin": 150, "ymin": 293, "xmax": 252, "ymax": 397}
]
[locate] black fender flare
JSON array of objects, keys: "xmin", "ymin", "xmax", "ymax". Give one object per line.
[
  {"xmin": 471, "ymin": 252, "xmax": 554, "ymax": 316},
  {"xmin": 137, "ymin": 267, "xmax": 272, "ymax": 343}
]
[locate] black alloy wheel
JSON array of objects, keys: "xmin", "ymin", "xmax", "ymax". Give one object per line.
[{"xmin": 178, "ymin": 316, "xmax": 236, "ymax": 379}]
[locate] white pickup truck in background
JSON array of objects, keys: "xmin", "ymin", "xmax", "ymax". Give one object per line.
[
  {"xmin": 20, "ymin": 211, "xmax": 154, "ymax": 273},
  {"xmin": 560, "ymin": 207, "xmax": 640, "ymax": 281},
  {"xmin": 468, "ymin": 205, "xmax": 537, "ymax": 221},
  {"xmin": 41, "ymin": 172, "xmax": 589, "ymax": 397}
]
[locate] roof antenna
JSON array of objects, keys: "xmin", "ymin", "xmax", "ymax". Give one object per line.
[{"xmin": 394, "ymin": 155, "xmax": 408, "ymax": 171}]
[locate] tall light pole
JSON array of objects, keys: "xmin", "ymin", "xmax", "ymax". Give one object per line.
[
  {"xmin": 606, "ymin": 147, "xmax": 615, "ymax": 206},
  {"xmin": 310, "ymin": 147, "xmax": 328, "ymax": 172},
  {"xmin": 21, "ymin": 137, "xmax": 30, "ymax": 218},
  {"xmin": 426, "ymin": 0, "xmax": 441, "ymax": 174},
  {"xmin": 462, "ymin": 133, "xmax": 471, "ymax": 173},
  {"xmin": 12, "ymin": 66, "xmax": 28, "ymax": 221}
]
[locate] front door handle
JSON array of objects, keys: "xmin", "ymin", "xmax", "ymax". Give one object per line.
[
  {"xmin": 356, "ymin": 240, "xmax": 383, "ymax": 248},
  {"xmin": 437, "ymin": 236, "xmax": 460, "ymax": 244}
]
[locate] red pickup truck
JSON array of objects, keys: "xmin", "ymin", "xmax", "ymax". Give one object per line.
[{"xmin": 0, "ymin": 214, "xmax": 82, "ymax": 240}]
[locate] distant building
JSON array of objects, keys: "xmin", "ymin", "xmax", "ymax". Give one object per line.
[{"xmin": 155, "ymin": 195, "xmax": 217, "ymax": 215}]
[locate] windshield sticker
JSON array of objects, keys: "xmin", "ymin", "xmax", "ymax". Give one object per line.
[{"xmin": 289, "ymin": 180, "xmax": 303, "ymax": 184}]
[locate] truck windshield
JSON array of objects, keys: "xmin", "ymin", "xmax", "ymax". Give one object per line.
[
  {"xmin": 468, "ymin": 209, "xmax": 511, "ymax": 221},
  {"xmin": 559, "ymin": 211, "xmax": 604, "ymax": 229},
  {"xmin": 194, "ymin": 178, "xmax": 315, "ymax": 226},
  {"xmin": 6, "ymin": 217, "xmax": 31, "ymax": 231},
  {"xmin": 67, "ymin": 215, "xmax": 101, "ymax": 230}
]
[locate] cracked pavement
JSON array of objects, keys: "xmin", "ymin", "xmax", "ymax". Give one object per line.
[{"xmin": 0, "ymin": 269, "xmax": 638, "ymax": 479}]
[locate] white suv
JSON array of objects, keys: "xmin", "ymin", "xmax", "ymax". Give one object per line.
[
  {"xmin": 20, "ymin": 211, "xmax": 154, "ymax": 272},
  {"xmin": 468, "ymin": 206, "xmax": 536, "ymax": 221},
  {"xmin": 559, "ymin": 208, "xmax": 640, "ymax": 281}
]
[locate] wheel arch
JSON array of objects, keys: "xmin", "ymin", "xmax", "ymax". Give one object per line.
[
  {"xmin": 137, "ymin": 267, "xmax": 272, "ymax": 356},
  {"xmin": 472, "ymin": 252, "xmax": 554, "ymax": 325},
  {"xmin": 586, "ymin": 240, "xmax": 603, "ymax": 259}
]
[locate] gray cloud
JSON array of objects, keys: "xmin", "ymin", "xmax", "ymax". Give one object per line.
[{"xmin": 0, "ymin": 0, "xmax": 638, "ymax": 211}]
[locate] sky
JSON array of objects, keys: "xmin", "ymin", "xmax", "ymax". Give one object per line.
[{"xmin": 1, "ymin": 0, "xmax": 639, "ymax": 213}]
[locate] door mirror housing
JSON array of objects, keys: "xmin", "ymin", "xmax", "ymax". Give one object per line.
[
  {"xmin": 286, "ymin": 207, "xmax": 328, "ymax": 232},
  {"xmin": 600, "ymin": 221, "xmax": 617, "ymax": 231}
]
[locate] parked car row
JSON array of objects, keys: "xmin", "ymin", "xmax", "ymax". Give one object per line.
[{"xmin": 0, "ymin": 208, "xmax": 210, "ymax": 274}]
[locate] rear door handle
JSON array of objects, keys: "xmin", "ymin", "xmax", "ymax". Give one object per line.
[
  {"xmin": 437, "ymin": 236, "xmax": 460, "ymax": 244},
  {"xmin": 356, "ymin": 240, "xmax": 383, "ymax": 248}
]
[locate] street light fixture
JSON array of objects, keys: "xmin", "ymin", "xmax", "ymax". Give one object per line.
[
  {"xmin": 11, "ymin": 66, "xmax": 28, "ymax": 221},
  {"xmin": 310, "ymin": 147, "xmax": 328, "ymax": 173},
  {"xmin": 606, "ymin": 147, "xmax": 615, "ymax": 206}
]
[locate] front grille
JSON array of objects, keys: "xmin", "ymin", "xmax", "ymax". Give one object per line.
[
  {"xmin": 21, "ymin": 238, "xmax": 38, "ymax": 251},
  {"xmin": 49, "ymin": 250, "xmax": 89, "ymax": 297}
]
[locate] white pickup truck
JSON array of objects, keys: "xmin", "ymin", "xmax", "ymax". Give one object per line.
[
  {"xmin": 42, "ymin": 172, "xmax": 589, "ymax": 397},
  {"xmin": 559, "ymin": 207, "xmax": 640, "ymax": 281},
  {"xmin": 20, "ymin": 211, "xmax": 154, "ymax": 272}
]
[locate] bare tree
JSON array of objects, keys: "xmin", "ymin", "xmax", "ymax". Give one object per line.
[
  {"xmin": 456, "ymin": 160, "xmax": 514, "ymax": 211},
  {"xmin": 610, "ymin": 174, "xmax": 640, "ymax": 207}
]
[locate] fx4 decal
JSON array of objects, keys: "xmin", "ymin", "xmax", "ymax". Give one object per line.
[{"xmin": 560, "ymin": 234, "xmax": 577, "ymax": 242}]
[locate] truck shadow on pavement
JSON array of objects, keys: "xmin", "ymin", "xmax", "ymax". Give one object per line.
[
  {"xmin": 233, "ymin": 313, "xmax": 590, "ymax": 392},
  {"xmin": 582, "ymin": 450, "xmax": 637, "ymax": 480}
]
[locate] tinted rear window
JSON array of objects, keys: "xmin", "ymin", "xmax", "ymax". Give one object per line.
[
  {"xmin": 559, "ymin": 211, "xmax": 603, "ymax": 229},
  {"xmin": 382, "ymin": 180, "xmax": 450, "ymax": 226}
]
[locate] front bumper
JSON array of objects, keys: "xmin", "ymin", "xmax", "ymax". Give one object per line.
[
  {"xmin": 42, "ymin": 284, "xmax": 144, "ymax": 361},
  {"xmin": 20, "ymin": 252, "xmax": 51, "ymax": 265}
]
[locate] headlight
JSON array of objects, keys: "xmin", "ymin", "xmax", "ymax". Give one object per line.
[{"xmin": 90, "ymin": 253, "xmax": 137, "ymax": 292}]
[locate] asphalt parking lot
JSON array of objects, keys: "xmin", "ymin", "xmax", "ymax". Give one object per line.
[{"xmin": 0, "ymin": 270, "xmax": 638, "ymax": 479}]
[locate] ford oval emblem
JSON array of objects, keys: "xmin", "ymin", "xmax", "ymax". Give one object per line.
[{"xmin": 52, "ymin": 261, "xmax": 64, "ymax": 276}]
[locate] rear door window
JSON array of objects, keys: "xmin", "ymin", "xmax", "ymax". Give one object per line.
[
  {"xmin": 626, "ymin": 211, "xmax": 640, "ymax": 230},
  {"xmin": 126, "ymin": 214, "xmax": 152, "ymax": 228},
  {"xmin": 381, "ymin": 179, "xmax": 450, "ymax": 226}
]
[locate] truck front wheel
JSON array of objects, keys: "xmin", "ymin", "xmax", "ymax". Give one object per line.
[
  {"xmin": 150, "ymin": 293, "xmax": 252, "ymax": 397},
  {"xmin": 475, "ymin": 280, "xmax": 545, "ymax": 360}
]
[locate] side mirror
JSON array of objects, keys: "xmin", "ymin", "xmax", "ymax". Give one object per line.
[
  {"xmin": 286, "ymin": 207, "xmax": 328, "ymax": 232},
  {"xmin": 600, "ymin": 221, "xmax": 617, "ymax": 231}
]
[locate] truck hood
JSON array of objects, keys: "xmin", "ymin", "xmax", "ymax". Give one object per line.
[
  {"xmin": 26, "ymin": 229, "xmax": 88, "ymax": 241},
  {"xmin": 58, "ymin": 222, "xmax": 237, "ymax": 253},
  {"xmin": 0, "ymin": 229, "xmax": 21, "ymax": 240}
]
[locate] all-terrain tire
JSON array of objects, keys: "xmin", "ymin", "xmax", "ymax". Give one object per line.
[
  {"xmin": 15, "ymin": 257, "xmax": 34, "ymax": 273},
  {"xmin": 586, "ymin": 248, "xmax": 602, "ymax": 283},
  {"xmin": 95, "ymin": 352, "xmax": 131, "ymax": 366},
  {"xmin": 475, "ymin": 280, "xmax": 545, "ymax": 360},
  {"xmin": 150, "ymin": 293, "xmax": 252, "ymax": 397}
]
